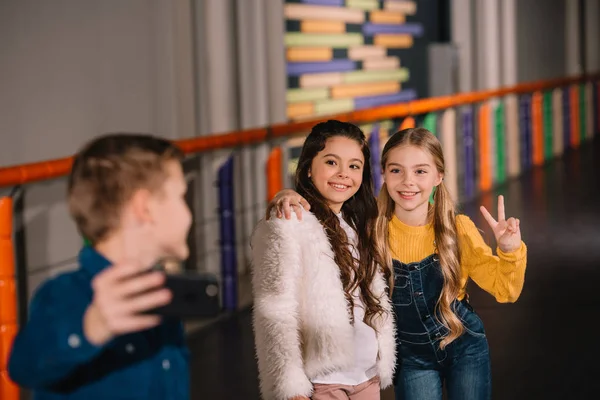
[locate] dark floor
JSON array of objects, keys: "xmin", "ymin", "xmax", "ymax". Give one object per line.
[{"xmin": 188, "ymin": 138, "xmax": 600, "ymax": 400}]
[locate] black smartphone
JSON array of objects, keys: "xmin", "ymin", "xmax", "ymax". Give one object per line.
[{"xmin": 147, "ymin": 272, "xmax": 221, "ymax": 319}]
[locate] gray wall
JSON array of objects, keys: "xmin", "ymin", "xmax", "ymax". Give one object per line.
[
  {"xmin": 515, "ymin": 0, "xmax": 566, "ymax": 82},
  {"xmin": 453, "ymin": 0, "xmax": 598, "ymax": 88},
  {"xmin": 0, "ymin": 0, "xmax": 193, "ymax": 295}
]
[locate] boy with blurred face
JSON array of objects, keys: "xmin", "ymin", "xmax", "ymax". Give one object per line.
[{"xmin": 9, "ymin": 133, "xmax": 192, "ymax": 400}]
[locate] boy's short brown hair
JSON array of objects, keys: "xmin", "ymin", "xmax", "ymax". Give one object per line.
[{"xmin": 68, "ymin": 133, "xmax": 184, "ymax": 245}]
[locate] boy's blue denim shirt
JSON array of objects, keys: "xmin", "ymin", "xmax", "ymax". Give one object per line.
[{"xmin": 8, "ymin": 246, "xmax": 190, "ymax": 400}]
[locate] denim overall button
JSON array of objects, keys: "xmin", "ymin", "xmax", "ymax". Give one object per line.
[
  {"xmin": 414, "ymin": 291, "xmax": 423, "ymax": 296},
  {"xmin": 422, "ymin": 314, "xmax": 431, "ymax": 321},
  {"xmin": 409, "ymin": 265, "xmax": 416, "ymax": 271}
]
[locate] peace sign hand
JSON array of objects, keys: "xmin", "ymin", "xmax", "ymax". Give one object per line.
[{"xmin": 479, "ymin": 195, "xmax": 522, "ymax": 253}]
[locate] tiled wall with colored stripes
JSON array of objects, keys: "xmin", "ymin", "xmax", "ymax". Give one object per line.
[{"xmin": 284, "ymin": 0, "xmax": 423, "ymax": 121}]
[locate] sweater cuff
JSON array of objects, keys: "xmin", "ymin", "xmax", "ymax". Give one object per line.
[{"xmin": 497, "ymin": 242, "xmax": 527, "ymax": 270}]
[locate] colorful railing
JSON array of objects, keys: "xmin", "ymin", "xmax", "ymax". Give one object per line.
[{"xmin": 0, "ymin": 73, "xmax": 598, "ymax": 398}]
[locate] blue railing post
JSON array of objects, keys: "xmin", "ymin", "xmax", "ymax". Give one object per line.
[
  {"xmin": 462, "ymin": 107, "xmax": 475, "ymax": 199},
  {"xmin": 368, "ymin": 124, "xmax": 381, "ymax": 195},
  {"xmin": 519, "ymin": 94, "xmax": 532, "ymax": 170},
  {"xmin": 218, "ymin": 156, "xmax": 237, "ymax": 311}
]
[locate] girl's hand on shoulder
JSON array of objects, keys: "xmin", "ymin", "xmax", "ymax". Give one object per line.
[
  {"xmin": 265, "ymin": 189, "xmax": 310, "ymax": 220},
  {"xmin": 289, "ymin": 396, "xmax": 311, "ymax": 400},
  {"xmin": 480, "ymin": 195, "xmax": 522, "ymax": 253}
]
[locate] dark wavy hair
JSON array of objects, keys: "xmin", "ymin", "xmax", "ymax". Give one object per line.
[{"xmin": 294, "ymin": 120, "xmax": 390, "ymax": 329}]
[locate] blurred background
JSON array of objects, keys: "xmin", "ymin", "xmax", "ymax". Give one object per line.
[{"xmin": 0, "ymin": 0, "xmax": 599, "ymax": 399}]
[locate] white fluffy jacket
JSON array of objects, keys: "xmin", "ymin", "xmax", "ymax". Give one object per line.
[{"xmin": 250, "ymin": 210, "xmax": 396, "ymax": 400}]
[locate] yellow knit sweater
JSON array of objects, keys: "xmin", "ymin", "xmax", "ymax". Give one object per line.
[{"xmin": 388, "ymin": 214, "xmax": 527, "ymax": 303}]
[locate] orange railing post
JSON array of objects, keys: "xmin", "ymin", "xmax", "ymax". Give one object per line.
[
  {"xmin": 531, "ymin": 92, "xmax": 545, "ymax": 166},
  {"xmin": 0, "ymin": 197, "xmax": 19, "ymax": 399},
  {"xmin": 570, "ymin": 85, "xmax": 580, "ymax": 148},
  {"xmin": 266, "ymin": 148, "xmax": 283, "ymax": 202},
  {"xmin": 399, "ymin": 116, "xmax": 416, "ymax": 130},
  {"xmin": 478, "ymin": 103, "xmax": 492, "ymax": 191}
]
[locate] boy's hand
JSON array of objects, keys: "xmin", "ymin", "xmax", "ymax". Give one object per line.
[
  {"xmin": 265, "ymin": 189, "xmax": 310, "ymax": 220},
  {"xmin": 84, "ymin": 262, "xmax": 172, "ymax": 346}
]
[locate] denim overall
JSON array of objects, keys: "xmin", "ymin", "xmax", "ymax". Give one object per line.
[{"xmin": 392, "ymin": 255, "xmax": 491, "ymax": 400}]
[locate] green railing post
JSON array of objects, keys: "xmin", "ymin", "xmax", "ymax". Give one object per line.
[
  {"xmin": 495, "ymin": 102, "xmax": 506, "ymax": 184},
  {"xmin": 421, "ymin": 112, "xmax": 438, "ymax": 203},
  {"xmin": 422, "ymin": 112, "xmax": 438, "ymax": 136}
]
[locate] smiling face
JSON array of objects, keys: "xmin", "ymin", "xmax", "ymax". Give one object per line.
[
  {"xmin": 308, "ymin": 136, "xmax": 365, "ymax": 213},
  {"xmin": 383, "ymin": 144, "xmax": 443, "ymax": 223}
]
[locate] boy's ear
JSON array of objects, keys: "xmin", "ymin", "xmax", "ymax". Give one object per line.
[{"xmin": 129, "ymin": 188, "xmax": 153, "ymax": 224}]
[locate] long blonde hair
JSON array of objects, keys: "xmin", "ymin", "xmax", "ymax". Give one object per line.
[{"xmin": 375, "ymin": 127, "xmax": 464, "ymax": 349}]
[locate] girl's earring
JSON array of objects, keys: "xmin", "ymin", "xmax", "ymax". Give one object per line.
[{"xmin": 429, "ymin": 185, "xmax": 437, "ymax": 205}]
